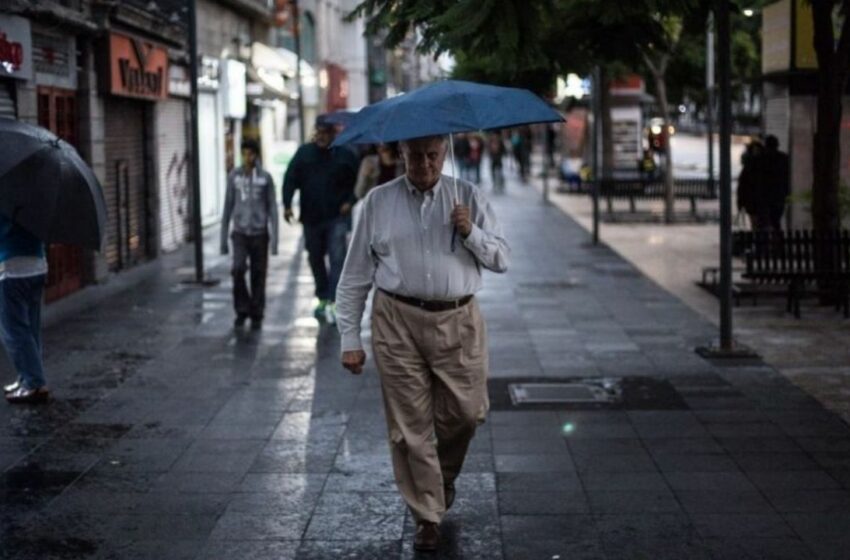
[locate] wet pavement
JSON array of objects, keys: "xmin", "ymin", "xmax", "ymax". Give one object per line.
[{"xmin": 2, "ymin": 168, "xmax": 850, "ymax": 559}]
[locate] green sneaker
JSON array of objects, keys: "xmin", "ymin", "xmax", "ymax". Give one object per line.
[
  {"xmin": 325, "ymin": 302, "xmax": 337, "ymax": 325},
  {"xmin": 314, "ymin": 299, "xmax": 328, "ymax": 320}
]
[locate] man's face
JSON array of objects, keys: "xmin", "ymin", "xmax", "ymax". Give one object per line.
[
  {"xmin": 314, "ymin": 126, "xmax": 334, "ymax": 149},
  {"xmin": 242, "ymin": 148, "xmax": 257, "ymax": 168},
  {"xmin": 401, "ymin": 136, "xmax": 447, "ymax": 190}
]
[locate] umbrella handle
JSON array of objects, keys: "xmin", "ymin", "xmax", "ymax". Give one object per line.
[{"xmin": 449, "ymin": 133, "xmax": 459, "ymax": 252}]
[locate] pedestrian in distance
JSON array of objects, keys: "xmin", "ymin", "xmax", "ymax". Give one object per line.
[
  {"xmin": 220, "ymin": 138, "xmax": 279, "ymax": 330},
  {"xmin": 1, "ymin": 214, "xmax": 49, "ymax": 404},
  {"xmin": 283, "ymin": 115, "xmax": 359, "ymax": 325},
  {"xmin": 466, "ymin": 133, "xmax": 483, "ymax": 184},
  {"xmin": 487, "ymin": 131, "xmax": 506, "ymax": 193},
  {"xmin": 736, "ymin": 139, "xmax": 766, "ymax": 230},
  {"xmin": 760, "ymin": 135, "xmax": 790, "ymax": 231},
  {"xmin": 354, "ymin": 142, "xmax": 404, "ymax": 201},
  {"xmin": 336, "ymin": 134, "xmax": 510, "ymax": 552}
]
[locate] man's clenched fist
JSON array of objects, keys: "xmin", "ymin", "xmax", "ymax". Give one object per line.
[{"xmin": 342, "ymin": 350, "xmax": 366, "ymax": 375}]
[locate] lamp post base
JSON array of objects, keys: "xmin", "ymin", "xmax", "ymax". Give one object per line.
[{"xmin": 695, "ymin": 342, "xmax": 760, "ymax": 362}]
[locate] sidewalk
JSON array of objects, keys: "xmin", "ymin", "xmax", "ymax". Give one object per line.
[{"xmin": 2, "ymin": 168, "xmax": 849, "ymax": 559}]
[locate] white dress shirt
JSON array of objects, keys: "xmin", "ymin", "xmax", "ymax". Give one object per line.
[{"xmin": 336, "ymin": 174, "xmax": 510, "ymax": 352}]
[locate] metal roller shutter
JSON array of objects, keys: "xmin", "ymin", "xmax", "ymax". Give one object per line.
[
  {"xmin": 156, "ymin": 99, "xmax": 190, "ymax": 252},
  {"xmin": 0, "ymin": 80, "xmax": 16, "ymax": 119},
  {"xmin": 104, "ymin": 97, "xmax": 152, "ymax": 271}
]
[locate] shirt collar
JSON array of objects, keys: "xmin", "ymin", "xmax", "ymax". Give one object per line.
[{"xmin": 404, "ymin": 175, "xmax": 443, "ymax": 197}]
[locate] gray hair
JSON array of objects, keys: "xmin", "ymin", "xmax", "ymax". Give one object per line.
[{"xmin": 399, "ymin": 135, "xmax": 449, "ymax": 150}]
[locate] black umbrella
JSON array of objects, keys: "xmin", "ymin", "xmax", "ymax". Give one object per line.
[{"xmin": 0, "ymin": 118, "xmax": 107, "ymax": 250}]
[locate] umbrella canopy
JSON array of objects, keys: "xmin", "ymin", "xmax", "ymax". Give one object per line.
[
  {"xmin": 331, "ymin": 80, "xmax": 563, "ymax": 147},
  {"xmin": 0, "ymin": 118, "xmax": 107, "ymax": 250}
]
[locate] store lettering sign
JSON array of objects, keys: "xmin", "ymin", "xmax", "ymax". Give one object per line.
[
  {"xmin": 0, "ymin": 16, "xmax": 33, "ymax": 81},
  {"xmin": 106, "ymin": 33, "xmax": 168, "ymax": 100}
]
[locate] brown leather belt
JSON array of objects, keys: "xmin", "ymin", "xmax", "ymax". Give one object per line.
[{"xmin": 380, "ymin": 289, "xmax": 473, "ymax": 312}]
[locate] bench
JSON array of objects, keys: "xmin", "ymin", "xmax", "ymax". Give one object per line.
[
  {"xmin": 742, "ymin": 230, "xmax": 850, "ymax": 318},
  {"xmin": 584, "ymin": 178, "xmax": 717, "ymax": 216}
]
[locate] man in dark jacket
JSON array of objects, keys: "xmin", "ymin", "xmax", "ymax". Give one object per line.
[
  {"xmin": 283, "ymin": 115, "xmax": 359, "ymax": 324},
  {"xmin": 760, "ymin": 135, "xmax": 790, "ymax": 231},
  {"xmin": 221, "ymin": 139, "xmax": 279, "ymax": 329}
]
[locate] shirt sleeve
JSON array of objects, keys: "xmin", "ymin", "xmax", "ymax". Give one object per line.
[
  {"xmin": 282, "ymin": 147, "xmax": 303, "ymax": 210},
  {"xmin": 266, "ymin": 172, "xmax": 279, "ymax": 255},
  {"xmin": 220, "ymin": 171, "xmax": 235, "ymax": 252},
  {"xmin": 335, "ymin": 192, "xmax": 378, "ymax": 353},
  {"xmin": 461, "ymin": 188, "xmax": 510, "ymax": 273}
]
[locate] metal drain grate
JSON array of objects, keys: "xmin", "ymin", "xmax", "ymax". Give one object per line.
[{"xmin": 509, "ymin": 381, "xmax": 620, "ymax": 405}]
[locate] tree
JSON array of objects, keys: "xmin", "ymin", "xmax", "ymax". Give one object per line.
[
  {"xmin": 350, "ymin": 0, "xmax": 702, "ymax": 203},
  {"xmin": 641, "ymin": 15, "xmax": 684, "ymax": 222},
  {"xmin": 811, "ymin": 0, "xmax": 850, "ymax": 233}
]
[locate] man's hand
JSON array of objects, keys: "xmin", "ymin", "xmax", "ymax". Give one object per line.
[
  {"xmin": 451, "ymin": 203, "xmax": 473, "ymax": 238},
  {"xmin": 341, "ymin": 350, "xmax": 366, "ymax": 375},
  {"xmin": 340, "ymin": 202, "xmax": 353, "ymax": 216},
  {"xmin": 284, "ymin": 208, "xmax": 295, "ymax": 224}
]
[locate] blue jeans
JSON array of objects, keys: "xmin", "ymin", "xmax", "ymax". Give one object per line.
[
  {"xmin": 0, "ymin": 275, "xmax": 46, "ymax": 390},
  {"xmin": 303, "ymin": 217, "xmax": 349, "ymax": 302}
]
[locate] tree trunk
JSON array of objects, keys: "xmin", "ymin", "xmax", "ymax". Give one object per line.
[
  {"xmin": 652, "ymin": 69, "xmax": 675, "ymax": 224},
  {"xmin": 811, "ymin": 1, "xmax": 848, "ymax": 233},
  {"xmin": 600, "ymin": 69, "xmax": 614, "ymax": 179}
]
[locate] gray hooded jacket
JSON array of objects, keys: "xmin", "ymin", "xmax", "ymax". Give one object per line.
[{"xmin": 220, "ymin": 164, "xmax": 279, "ymax": 254}]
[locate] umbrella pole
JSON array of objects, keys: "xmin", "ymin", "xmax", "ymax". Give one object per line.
[
  {"xmin": 449, "ymin": 134, "xmax": 459, "ymax": 252},
  {"xmin": 449, "ymin": 133, "xmax": 459, "ymax": 201}
]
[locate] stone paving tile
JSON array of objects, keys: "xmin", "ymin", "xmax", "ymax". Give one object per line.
[{"xmin": 4, "ymin": 173, "xmax": 850, "ymax": 558}]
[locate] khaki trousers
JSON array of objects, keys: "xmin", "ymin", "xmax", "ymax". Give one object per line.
[{"xmin": 371, "ymin": 290, "xmax": 489, "ymax": 523}]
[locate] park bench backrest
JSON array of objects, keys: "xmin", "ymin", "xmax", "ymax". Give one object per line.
[{"xmin": 745, "ymin": 230, "xmax": 850, "ymax": 277}]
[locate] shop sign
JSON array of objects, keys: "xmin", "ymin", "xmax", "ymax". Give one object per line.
[
  {"xmin": 33, "ymin": 30, "xmax": 76, "ymax": 89},
  {"xmin": 105, "ymin": 32, "xmax": 167, "ymax": 100},
  {"xmin": 0, "ymin": 15, "xmax": 33, "ymax": 81},
  {"xmin": 221, "ymin": 59, "xmax": 246, "ymax": 119},
  {"xmin": 198, "ymin": 56, "xmax": 220, "ymax": 91},
  {"xmin": 168, "ymin": 64, "xmax": 191, "ymax": 98}
]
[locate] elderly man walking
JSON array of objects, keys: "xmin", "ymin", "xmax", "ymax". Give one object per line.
[{"xmin": 335, "ymin": 135, "xmax": 509, "ymax": 552}]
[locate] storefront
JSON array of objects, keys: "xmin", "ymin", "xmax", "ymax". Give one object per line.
[
  {"xmin": 0, "ymin": 14, "xmax": 33, "ymax": 118},
  {"xmin": 156, "ymin": 63, "xmax": 191, "ymax": 253},
  {"xmin": 197, "ymin": 56, "xmax": 226, "ymax": 226},
  {"xmin": 32, "ymin": 25, "xmax": 89, "ymax": 301},
  {"xmin": 100, "ymin": 31, "xmax": 167, "ymax": 271}
]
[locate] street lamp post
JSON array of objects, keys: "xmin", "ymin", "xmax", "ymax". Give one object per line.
[
  {"xmin": 707, "ymin": 12, "xmax": 716, "ymax": 197},
  {"xmin": 696, "ymin": 1, "xmax": 756, "ymax": 360},
  {"xmin": 591, "ymin": 66, "xmax": 601, "ymax": 245},
  {"xmin": 292, "ymin": 0, "xmax": 306, "ymax": 145},
  {"xmin": 184, "ymin": 0, "xmax": 218, "ymax": 286}
]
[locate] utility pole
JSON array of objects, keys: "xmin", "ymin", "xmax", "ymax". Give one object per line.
[
  {"xmin": 706, "ymin": 12, "xmax": 716, "ymax": 197},
  {"xmin": 184, "ymin": 0, "xmax": 218, "ymax": 286},
  {"xmin": 591, "ymin": 66, "xmax": 601, "ymax": 245},
  {"xmin": 292, "ymin": 0, "xmax": 306, "ymax": 145},
  {"xmin": 696, "ymin": 1, "xmax": 755, "ymax": 360}
]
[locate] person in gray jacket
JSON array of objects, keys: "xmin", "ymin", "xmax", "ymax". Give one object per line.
[{"xmin": 220, "ymin": 139, "xmax": 279, "ymax": 329}]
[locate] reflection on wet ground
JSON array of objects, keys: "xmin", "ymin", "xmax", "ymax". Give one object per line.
[{"xmin": 1, "ymin": 179, "xmax": 850, "ymax": 559}]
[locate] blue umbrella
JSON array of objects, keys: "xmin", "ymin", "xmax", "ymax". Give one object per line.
[
  {"xmin": 332, "ymin": 80, "xmax": 563, "ymax": 146},
  {"xmin": 331, "ymin": 80, "xmax": 562, "ymax": 250}
]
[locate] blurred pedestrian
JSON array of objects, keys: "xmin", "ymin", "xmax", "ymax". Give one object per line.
[
  {"xmin": 336, "ymin": 135, "xmax": 510, "ymax": 552},
  {"xmin": 736, "ymin": 139, "xmax": 765, "ymax": 230},
  {"xmin": 761, "ymin": 135, "xmax": 790, "ymax": 231},
  {"xmin": 487, "ymin": 131, "xmax": 506, "ymax": 192},
  {"xmin": 467, "ymin": 133, "xmax": 483, "ymax": 184},
  {"xmin": 283, "ymin": 115, "xmax": 359, "ymax": 324},
  {"xmin": 354, "ymin": 142, "xmax": 404, "ymax": 200},
  {"xmin": 1, "ymin": 214, "xmax": 49, "ymax": 404},
  {"xmin": 220, "ymin": 138, "xmax": 279, "ymax": 330},
  {"xmin": 639, "ymin": 148, "xmax": 657, "ymax": 182},
  {"xmin": 454, "ymin": 133, "xmax": 471, "ymax": 181}
]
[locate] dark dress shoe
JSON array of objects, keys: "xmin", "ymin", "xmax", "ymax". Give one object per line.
[
  {"xmin": 444, "ymin": 481, "xmax": 456, "ymax": 510},
  {"xmin": 3, "ymin": 378, "xmax": 21, "ymax": 394},
  {"xmin": 234, "ymin": 314, "xmax": 248, "ymax": 327},
  {"xmin": 5, "ymin": 386, "xmax": 49, "ymax": 404},
  {"xmin": 413, "ymin": 521, "xmax": 439, "ymax": 552}
]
